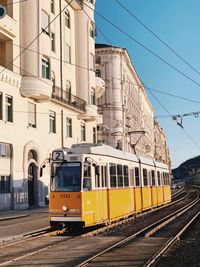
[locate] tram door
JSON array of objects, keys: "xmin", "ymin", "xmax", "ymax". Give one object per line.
[
  {"xmin": 28, "ymin": 163, "xmax": 37, "ymax": 206},
  {"xmin": 95, "ymin": 165, "xmax": 104, "ymax": 223},
  {"xmin": 95, "ymin": 165, "xmax": 108, "ymax": 223}
]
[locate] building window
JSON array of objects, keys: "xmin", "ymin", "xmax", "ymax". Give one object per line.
[
  {"xmin": 28, "ymin": 102, "xmax": 36, "ymax": 128},
  {"xmin": 90, "ymin": 53, "xmax": 95, "ymax": 71},
  {"xmin": 64, "ymin": 9, "xmax": 70, "ymax": 28},
  {"xmin": 5, "ymin": 95, "xmax": 13, "ymax": 122},
  {"xmin": 51, "ymin": 71, "xmax": 56, "ymax": 96},
  {"xmin": 51, "ymin": 31, "xmax": 55, "ymax": 52},
  {"xmin": 49, "ymin": 110, "xmax": 56, "ymax": 133},
  {"xmin": 81, "ymin": 123, "xmax": 86, "ymax": 141},
  {"xmin": 41, "ymin": 10, "xmax": 50, "ymax": 35},
  {"xmin": 65, "ymin": 43, "xmax": 71, "ymax": 63},
  {"xmin": 65, "ymin": 80, "xmax": 71, "ymax": 101},
  {"xmin": 0, "ymin": 92, "xmax": 2, "ymax": 120},
  {"xmin": 0, "ymin": 143, "xmax": 10, "ymax": 158},
  {"xmin": 95, "ymin": 69, "xmax": 101, "ymax": 77},
  {"xmin": 89, "ymin": 21, "xmax": 95, "ymax": 38},
  {"xmin": 0, "ymin": 176, "xmax": 10, "ymax": 193},
  {"xmin": 51, "ymin": 0, "xmax": 55, "ymax": 14},
  {"xmin": 95, "ymin": 56, "xmax": 101, "ymax": 65},
  {"xmin": 42, "ymin": 57, "xmax": 50, "ymax": 79},
  {"xmin": 66, "ymin": 117, "xmax": 72, "ymax": 138},
  {"xmin": 93, "ymin": 127, "xmax": 96, "ymax": 143},
  {"xmin": 91, "ymin": 88, "xmax": 96, "ymax": 105}
]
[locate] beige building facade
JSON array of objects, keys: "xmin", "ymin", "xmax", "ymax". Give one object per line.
[
  {"xmin": 96, "ymin": 44, "xmax": 155, "ymax": 158},
  {"xmin": 154, "ymin": 120, "xmax": 170, "ymax": 165},
  {"xmin": 0, "ymin": 0, "xmax": 105, "ymax": 210}
]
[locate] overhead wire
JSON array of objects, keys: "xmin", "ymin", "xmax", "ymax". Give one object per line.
[
  {"xmin": 2, "ymin": 37, "xmax": 199, "ymax": 106},
  {"xmin": 2, "ymin": 0, "xmax": 31, "ymax": 6},
  {"xmin": 84, "ymin": 1, "xmax": 200, "ymax": 88},
  {"xmin": 1, "ymin": 0, "xmax": 199, "ymax": 161},
  {"xmin": 0, "ymin": 0, "xmax": 74, "ymax": 74},
  {"xmin": 113, "ymin": 0, "xmax": 200, "ymax": 77}
]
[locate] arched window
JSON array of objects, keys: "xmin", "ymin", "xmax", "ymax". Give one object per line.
[{"xmin": 28, "ymin": 150, "xmax": 37, "ymax": 161}]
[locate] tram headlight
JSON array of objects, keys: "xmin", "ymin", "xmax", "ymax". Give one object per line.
[{"xmin": 62, "ymin": 205, "xmax": 68, "ymax": 211}]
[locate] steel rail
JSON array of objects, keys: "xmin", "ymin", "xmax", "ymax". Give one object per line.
[
  {"xmin": 144, "ymin": 202, "xmax": 200, "ymax": 266},
  {"xmin": 77, "ymin": 189, "xmax": 200, "ymax": 267}
]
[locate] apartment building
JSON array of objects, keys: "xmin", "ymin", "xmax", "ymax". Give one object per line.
[
  {"xmin": 96, "ymin": 44, "xmax": 155, "ymax": 158},
  {"xmin": 0, "ymin": 0, "xmax": 104, "ymax": 210},
  {"xmin": 154, "ymin": 120, "xmax": 170, "ymax": 164}
]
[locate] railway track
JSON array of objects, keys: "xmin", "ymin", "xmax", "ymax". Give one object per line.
[
  {"xmin": 0, "ymin": 187, "xmax": 196, "ymax": 266},
  {"xmin": 77, "ymin": 188, "xmax": 200, "ymax": 267}
]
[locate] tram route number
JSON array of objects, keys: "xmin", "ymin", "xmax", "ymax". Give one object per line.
[{"xmin": 61, "ymin": 194, "xmax": 70, "ymax": 198}]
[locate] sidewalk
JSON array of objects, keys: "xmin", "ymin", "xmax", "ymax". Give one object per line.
[{"xmin": 0, "ymin": 207, "xmax": 48, "ymax": 222}]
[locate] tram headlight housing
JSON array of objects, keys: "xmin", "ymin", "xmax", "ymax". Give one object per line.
[{"xmin": 62, "ymin": 205, "xmax": 68, "ymax": 212}]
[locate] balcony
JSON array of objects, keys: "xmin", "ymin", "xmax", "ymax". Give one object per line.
[
  {"xmin": 95, "ymin": 76, "xmax": 105, "ymax": 98},
  {"xmin": 20, "ymin": 77, "xmax": 52, "ymax": 101},
  {"xmin": 0, "ymin": 15, "xmax": 17, "ymax": 39},
  {"xmin": 78, "ymin": 104, "xmax": 98, "ymax": 121},
  {"xmin": 52, "ymin": 87, "xmax": 86, "ymax": 112}
]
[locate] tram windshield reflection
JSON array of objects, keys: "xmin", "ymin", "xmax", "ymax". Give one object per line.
[{"xmin": 51, "ymin": 162, "xmax": 81, "ymax": 192}]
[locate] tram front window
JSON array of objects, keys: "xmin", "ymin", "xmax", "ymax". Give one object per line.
[{"xmin": 51, "ymin": 162, "xmax": 81, "ymax": 192}]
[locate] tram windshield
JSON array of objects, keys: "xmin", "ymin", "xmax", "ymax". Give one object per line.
[{"xmin": 51, "ymin": 162, "xmax": 81, "ymax": 192}]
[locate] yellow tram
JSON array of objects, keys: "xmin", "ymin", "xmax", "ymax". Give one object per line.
[{"xmin": 46, "ymin": 143, "xmax": 171, "ymax": 229}]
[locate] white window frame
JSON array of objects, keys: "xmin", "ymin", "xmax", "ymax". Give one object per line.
[
  {"xmin": 49, "ymin": 110, "xmax": 56, "ymax": 133},
  {"xmin": 66, "ymin": 117, "xmax": 72, "ymax": 138},
  {"xmin": 42, "ymin": 57, "xmax": 50, "ymax": 79},
  {"xmin": 5, "ymin": 95, "xmax": 13, "ymax": 122},
  {"xmin": 28, "ymin": 102, "xmax": 36, "ymax": 128},
  {"xmin": 41, "ymin": 10, "xmax": 50, "ymax": 35}
]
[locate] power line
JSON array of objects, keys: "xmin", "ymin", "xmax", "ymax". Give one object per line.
[
  {"xmin": 0, "ymin": 0, "xmax": 74, "ymax": 74},
  {"xmin": 113, "ymin": 0, "xmax": 200, "ymax": 78},
  {"xmin": 1, "ymin": 43, "xmax": 199, "ymax": 108},
  {"xmin": 3, "ymin": 37, "xmax": 200, "ymax": 106},
  {"xmin": 3, "ymin": 0, "xmax": 31, "ymax": 6},
  {"xmin": 86, "ymin": 2, "xmax": 200, "ymax": 88}
]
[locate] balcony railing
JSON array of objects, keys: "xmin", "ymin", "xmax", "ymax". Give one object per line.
[{"xmin": 52, "ymin": 87, "xmax": 86, "ymax": 112}]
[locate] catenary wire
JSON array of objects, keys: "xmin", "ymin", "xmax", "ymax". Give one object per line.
[
  {"xmin": 1, "ymin": 0, "xmax": 31, "ymax": 6},
  {"xmin": 1, "ymin": 38, "xmax": 199, "ymax": 106},
  {"xmin": 84, "ymin": 1, "xmax": 200, "ymax": 88},
  {"xmin": 113, "ymin": 0, "xmax": 200, "ymax": 77},
  {"xmin": 0, "ymin": 0, "xmax": 74, "ymax": 74},
  {"xmin": 0, "ymin": 1, "xmax": 200, "ymax": 106}
]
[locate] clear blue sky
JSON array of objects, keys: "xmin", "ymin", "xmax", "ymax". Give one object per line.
[{"xmin": 95, "ymin": 0, "xmax": 200, "ymax": 169}]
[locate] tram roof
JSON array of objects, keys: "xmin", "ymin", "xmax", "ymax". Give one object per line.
[
  {"xmin": 154, "ymin": 160, "xmax": 168, "ymax": 169},
  {"xmin": 71, "ymin": 143, "xmax": 139, "ymax": 162}
]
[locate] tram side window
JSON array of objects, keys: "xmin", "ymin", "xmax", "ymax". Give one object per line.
[
  {"xmin": 157, "ymin": 171, "xmax": 161, "ymax": 185},
  {"xmin": 143, "ymin": 168, "xmax": 148, "ymax": 186},
  {"xmin": 83, "ymin": 162, "xmax": 91, "ymax": 191},
  {"xmin": 117, "ymin": 164, "xmax": 123, "ymax": 187},
  {"xmin": 129, "ymin": 168, "xmax": 135, "ymax": 186},
  {"xmin": 165, "ymin": 172, "xmax": 170, "ymax": 185},
  {"xmin": 163, "ymin": 173, "xmax": 166, "ymax": 185},
  {"xmin": 101, "ymin": 165, "xmax": 107, "ymax": 188},
  {"xmin": 95, "ymin": 165, "xmax": 100, "ymax": 188},
  {"xmin": 135, "ymin": 167, "xmax": 140, "ymax": 186},
  {"xmin": 123, "ymin": 165, "xmax": 129, "ymax": 187},
  {"xmin": 110, "ymin": 163, "xmax": 117, "ymax": 187},
  {"xmin": 160, "ymin": 172, "xmax": 163, "ymax": 185},
  {"xmin": 151, "ymin": 170, "xmax": 156, "ymax": 186}
]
